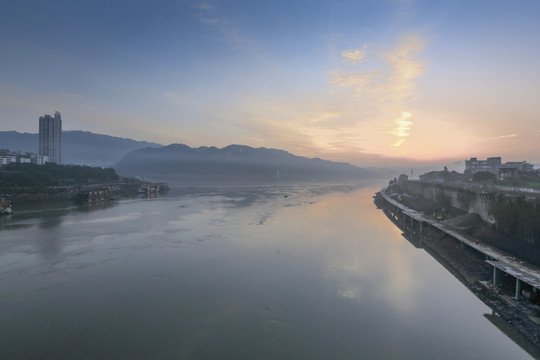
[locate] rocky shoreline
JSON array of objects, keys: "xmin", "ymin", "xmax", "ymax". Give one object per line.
[{"xmin": 374, "ymin": 192, "xmax": 540, "ymax": 356}]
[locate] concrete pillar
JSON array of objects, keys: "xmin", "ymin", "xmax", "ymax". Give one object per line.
[
  {"xmin": 493, "ymin": 267, "xmax": 498, "ymax": 286},
  {"xmin": 515, "ymin": 279, "xmax": 521, "ymax": 300},
  {"xmin": 419, "ymin": 222, "xmax": 423, "ymax": 234}
]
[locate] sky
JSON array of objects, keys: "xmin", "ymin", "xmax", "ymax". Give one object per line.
[{"xmin": 1, "ymin": 0, "xmax": 539, "ymax": 167}]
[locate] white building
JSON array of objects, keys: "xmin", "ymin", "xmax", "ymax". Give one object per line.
[
  {"xmin": 0, "ymin": 155, "xmax": 17, "ymax": 166},
  {"xmin": 0, "ymin": 151, "xmax": 49, "ymax": 166}
]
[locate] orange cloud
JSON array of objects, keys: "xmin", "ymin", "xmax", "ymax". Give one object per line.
[{"xmin": 205, "ymin": 33, "xmax": 429, "ymax": 164}]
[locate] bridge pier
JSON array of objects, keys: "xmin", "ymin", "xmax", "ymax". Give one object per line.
[
  {"xmin": 515, "ymin": 279, "xmax": 521, "ymax": 300},
  {"xmin": 493, "ymin": 267, "xmax": 498, "ymax": 286}
]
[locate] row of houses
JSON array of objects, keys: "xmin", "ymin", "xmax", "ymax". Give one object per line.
[
  {"xmin": 465, "ymin": 157, "xmax": 536, "ymax": 179},
  {"xmin": 0, "ymin": 149, "xmax": 49, "ymax": 166}
]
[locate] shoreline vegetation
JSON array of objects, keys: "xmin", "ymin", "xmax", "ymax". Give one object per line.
[
  {"xmin": 0, "ymin": 163, "xmax": 146, "ymax": 204},
  {"xmin": 374, "ymin": 186, "xmax": 540, "ymax": 355}
]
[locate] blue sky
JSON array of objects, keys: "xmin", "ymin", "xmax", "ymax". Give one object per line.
[{"xmin": 1, "ymin": 0, "xmax": 539, "ymax": 166}]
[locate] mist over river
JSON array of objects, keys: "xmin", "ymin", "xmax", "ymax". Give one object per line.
[{"xmin": 0, "ymin": 182, "xmax": 534, "ymax": 359}]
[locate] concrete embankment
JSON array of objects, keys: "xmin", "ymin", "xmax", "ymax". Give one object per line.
[{"xmin": 374, "ymin": 190, "xmax": 540, "ymax": 355}]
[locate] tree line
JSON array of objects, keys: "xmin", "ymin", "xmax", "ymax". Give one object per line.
[
  {"xmin": 0, "ymin": 163, "xmax": 119, "ymax": 193},
  {"xmin": 488, "ymin": 193, "xmax": 540, "ymax": 245}
]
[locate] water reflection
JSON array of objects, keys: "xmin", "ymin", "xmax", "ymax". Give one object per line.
[
  {"xmin": 484, "ymin": 311, "xmax": 540, "ymax": 358},
  {"xmin": 0, "ymin": 183, "xmax": 535, "ymax": 359},
  {"xmin": 76, "ymin": 200, "xmax": 116, "ymax": 213},
  {"xmin": 36, "ymin": 228, "xmax": 64, "ymax": 260}
]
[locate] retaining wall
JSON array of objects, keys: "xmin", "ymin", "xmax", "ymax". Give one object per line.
[{"xmin": 402, "ymin": 181, "xmax": 493, "ymax": 223}]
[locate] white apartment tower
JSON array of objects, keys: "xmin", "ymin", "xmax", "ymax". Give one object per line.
[{"xmin": 39, "ymin": 111, "xmax": 62, "ymax": 164}]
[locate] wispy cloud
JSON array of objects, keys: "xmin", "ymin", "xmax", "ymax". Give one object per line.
[
  {"xmin": 341, "ymin": 45, "xmax": 367, "ymax": 65},
  {"xmin": 193, "ymin": 2, "xmax": 251, "ymax": 51},
  {"xmin": 219, "ymin": 33, "xmax": 428, "ymax": 163},
  {"xmin": 332, "ymin": 34, "xmax": 425, "ymax": 101},
  {"xmin": 198, "ymin": 3, "xmax": 213, "ymax": 11},
  {"xmin": 392, "ymin": 139, "xmax": 406, "ymax": 147},
  {"xmin": 391, "ymin": 111, "xmax": 414, "ymax": 147},
  {"xmin": 331, "ymin": 70, "xmax": 381, "ymax": 93},
  {"xmin": 382, "ymin": 34, "xmax": 425, "ymax": 99},
  {"xmin": 330, "ymin": 34, "xmax": 425, "ymax": 149},
  {"xmin": 490, "ymin": 133, "xmax": 519, "ymax": 141}
]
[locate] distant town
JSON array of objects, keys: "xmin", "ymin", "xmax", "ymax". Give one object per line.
[
  {"xmin": 1, "ymin": 111, "xmax": 62, "ymax": 166},
  {"xmin": 407, "ymin": 156, "xmax": 539, "ymax": 186}
]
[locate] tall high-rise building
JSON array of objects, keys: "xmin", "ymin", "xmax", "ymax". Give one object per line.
[{"xmin": 39, "ymin": 111, "xmax": 62, "ymax": 164}]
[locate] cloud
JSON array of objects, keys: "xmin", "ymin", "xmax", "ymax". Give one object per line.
[
  {"xmin": 331, "ymin": 70, "xmax": 381, "ymax": 93},
  {"xmin": 489, "ymin": 133, "xmax": 519, "ymax": 141},
  {"xmin": 383, "ymin": 34, "xmax": 425, "ymax": 83},
  {"xmin": 341, "ymin": 45, "xmax": 367, "ymax": 65},
  {"xmin": 392, "ymin": 139, "xmax": 406, "ymax": 147},
  {"xmin": 332, "ymin": 34, "xmax": 425, "ymax": 100},
  {"xmin": 329, "ymin": 34, "xmax": 425, "ymax": 149},
  {"xmin": 220, "ymin": 33, "xmax": 427, "ymax": 164},
  {"xmin": 193, "ymin": 2, "xmax": 251, "ymax": 52},
  {"xmin": 391, "ymin": 111, "xmax": 414, "ymax": 147},
  {"xmin": 198, "ymin": 3, "xmax": 213, "ymax": 10},
  {"xmin": 393, "ymin": 111, "xmax": 413, "ymax": 137}
]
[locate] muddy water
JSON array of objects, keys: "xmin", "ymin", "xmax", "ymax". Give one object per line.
[{"xmin": 0, "ymin": 183, "xmax": 534, "ymax": 359}]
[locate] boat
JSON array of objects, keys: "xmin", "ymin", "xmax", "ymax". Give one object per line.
[
  {"xmin": 75, "ymin": 189, "xmax": 112, "ymax": 203},
  {"xmin": 156, "ymin": 183, "xmax": 169, "ymax": 192},
  {"xmin": 138, "ymin": 184, "xmax": 158, "ymax": 194},
  {"xmin": 0, "ymin": 195, "xmax": 13, "ymax": 215}
]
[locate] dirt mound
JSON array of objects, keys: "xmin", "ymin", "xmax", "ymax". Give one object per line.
[{"xmin": 398, "ymin": 194, "xmax": 437, "ymax": 213}]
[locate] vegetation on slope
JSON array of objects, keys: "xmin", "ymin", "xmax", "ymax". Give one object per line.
[{"xmin": 0, "ymin": 163, "xmax": 119, "ymax": 194}]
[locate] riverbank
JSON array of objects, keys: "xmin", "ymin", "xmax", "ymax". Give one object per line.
[
  {"xmin": 374, "ymin": 191, "xmax": 540, "ymax": 355},
  {"xmin": 6, "ymin": 180, "xmax": 145, "ymax": 205}
]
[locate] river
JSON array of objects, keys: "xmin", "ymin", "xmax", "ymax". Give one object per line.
[{"xmin": 0, "ymin": 182, "xmax": 535, "ymax": 359}]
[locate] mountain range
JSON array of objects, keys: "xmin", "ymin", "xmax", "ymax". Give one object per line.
[
  {"xmin": 114, "ymin": 143, "xmax": 377, "ymax": 183},
  {"xmin": 0, "ymin": 131, "xmax": 161, "ymax": 166},
  {"xmin": 1, "ymin": 130, "xmax": 398, "ymax": 182}
]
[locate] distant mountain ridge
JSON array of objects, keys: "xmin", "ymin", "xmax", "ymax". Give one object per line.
[
  {"xmin": 0, "ymin": 130, "xmax": 162, "ymax": 166},
  {"xmin": 114, "ymin": 143, "xmax": 374, "ymax": 183}
]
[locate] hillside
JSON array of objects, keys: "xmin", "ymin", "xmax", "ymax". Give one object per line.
[
  {"xmin": 0, "ymin": 131, "xmax": 162, "ymax": 166},
  {"xmin": 114, "ymin": 144, "xmax": 373, "ymax": 183},
  {"xmin": 0, "ymin": 162, "xmax": 119, "ymax": 194}
]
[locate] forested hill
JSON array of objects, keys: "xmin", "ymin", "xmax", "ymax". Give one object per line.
[
  {"xmin": 114, "ymin": 144, "xmax": 373, "ymax": 182},
  {"xmin": 0, "ymin": 163, "xmax": 119, "ymax": 194},
  {"xmin": 0, "ymin": 131, "xmax": 162, "ymax": 166}
]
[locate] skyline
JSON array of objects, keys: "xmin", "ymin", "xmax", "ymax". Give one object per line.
[{"xmin": 1, "ymin": 1, "xmax": 539, "ymax": 167}]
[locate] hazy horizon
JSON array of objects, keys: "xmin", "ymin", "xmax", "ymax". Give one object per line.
[{"xmin": 1, "ymin": 1, "xmax": 539, "ymax": 167}]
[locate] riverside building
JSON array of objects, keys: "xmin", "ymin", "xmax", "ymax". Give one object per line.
[{"xmin": 39, "ymin": 111, "xmax": 62, "ymax": 164}]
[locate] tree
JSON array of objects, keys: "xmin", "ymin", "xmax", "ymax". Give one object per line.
[{"xmin": 472, "ymin": 171, "xmax": 496, "ymax": 182}]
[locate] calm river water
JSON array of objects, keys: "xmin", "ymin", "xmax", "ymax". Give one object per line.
[{"xmin": 0, "ymin": 182, "xmax": 535, "ymax": 359}]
